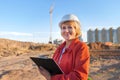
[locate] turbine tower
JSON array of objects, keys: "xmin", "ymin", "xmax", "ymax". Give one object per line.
[{"xmin": 49, "ymin": 4, "xmax": 54, "ymax": 44}]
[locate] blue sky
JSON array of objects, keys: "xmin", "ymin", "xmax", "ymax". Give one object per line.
[{"xmin": 0, "ymin": 0, "xmax": 120, "ymax": 43}]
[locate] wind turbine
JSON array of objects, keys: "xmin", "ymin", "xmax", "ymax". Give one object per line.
[{"xmin": 49, "ymin": 3, "xmax": 54, "ymax": 44}]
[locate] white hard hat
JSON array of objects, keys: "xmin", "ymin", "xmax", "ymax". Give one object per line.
[{"xmin": 59, "ymin": 14, "xmax": 80, "ymax": 26}]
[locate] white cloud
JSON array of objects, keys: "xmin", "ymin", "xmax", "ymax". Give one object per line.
[
  {"xmin": 0, "ymin": 31, "xmax": 61, "ymax": 43},
  {"xmin": 33, "ymin": 31, "xmax": 60, "ymax": 34},
  {"xmin": 0, "ymin": 32, "xmax": 33, "ymax": 36}
]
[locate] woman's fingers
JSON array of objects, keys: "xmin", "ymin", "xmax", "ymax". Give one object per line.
[{"xmin": 38, "ymin": 66, "xmax": 51, "ymax": 80}]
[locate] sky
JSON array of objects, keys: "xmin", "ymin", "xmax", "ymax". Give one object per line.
[{"xmin": 0, "ymin": 0, "xmax": 120, "ymax": 43}]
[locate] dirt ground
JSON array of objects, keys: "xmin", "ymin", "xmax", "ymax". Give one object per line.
[
  {"xmin": 0, "ymin": 51, "xmax": 53, "ymax": 80},
  {"xmin": 0, "ymin": 51, "xmax": 120, "ymax": 80},
  {"xmin": 0, "ymin": 39, "xmax": 120, "ymax": 80},
  {"xmin": 90, "ymin": 59, "xmax": 120, "ymax": 80}
]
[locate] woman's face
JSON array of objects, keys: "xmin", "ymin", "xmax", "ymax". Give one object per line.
[{"xmin": 60, "ymin": 23, "xmax": 76, "ymax": 41}]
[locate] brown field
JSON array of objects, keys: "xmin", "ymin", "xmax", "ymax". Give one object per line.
[{"xmin": 0, "ymin": 38, "xmax": 120, "ymax": 80}]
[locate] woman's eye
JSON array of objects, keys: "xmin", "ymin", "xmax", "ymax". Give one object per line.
[
  {"xmin": 68, "ymin": 26, "xmax": 72, "ymax": 29},
  {"xmin": 62, "ymin": 26, "xmax": 66, "ymax": 29}
]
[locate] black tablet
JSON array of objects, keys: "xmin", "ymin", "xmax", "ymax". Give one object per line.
[{"xmin": 30, "ymin": 57, "xmax": 63, "ymax": 75}]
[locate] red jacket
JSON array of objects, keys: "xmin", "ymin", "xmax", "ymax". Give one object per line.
[{"xmin": 51, "ymin": 38, "xmax": 90, "ymax": 80}]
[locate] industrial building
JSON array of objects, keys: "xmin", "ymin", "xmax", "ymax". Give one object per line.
[{"xmin": 87, "ymin": 27, "xmax": 120, "ymax": 43}]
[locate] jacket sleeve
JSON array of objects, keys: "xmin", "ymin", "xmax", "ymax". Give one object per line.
[{"xmin": 51, "ymin": 43, "xmax": 90, "ymax": 80}]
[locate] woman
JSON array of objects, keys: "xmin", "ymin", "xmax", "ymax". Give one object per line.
[{"xmin": 39, "ymin": 14, "xmax": 90, "ymax": 80}]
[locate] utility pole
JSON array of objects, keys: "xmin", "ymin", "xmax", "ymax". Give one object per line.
[{"xmin": 49, "ymin": 4, "xmax": 54, "ymax": 44}]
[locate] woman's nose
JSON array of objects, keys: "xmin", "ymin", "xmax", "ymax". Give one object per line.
[
  {"xmin": 65, "ymin": 28, "xmax": 69, "ymax": 32},
  {"xmin": 63, "ymin": 28, "xmax": 70, "ymax": 32}
]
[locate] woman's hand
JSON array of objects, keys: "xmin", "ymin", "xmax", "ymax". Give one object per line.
[{"xmin": 39, "ymin": 66, "xmax": 51, "ymax": 80}]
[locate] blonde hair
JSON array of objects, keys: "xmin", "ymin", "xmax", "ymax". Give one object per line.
[{"xmin": 60, "ymin": 21, "xmax": 82, "ymax": 38}]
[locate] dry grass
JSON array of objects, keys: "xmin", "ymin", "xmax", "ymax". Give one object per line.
[{"xmin": 0, "ymin": 38, "xmax": 56, "ymax": 57}]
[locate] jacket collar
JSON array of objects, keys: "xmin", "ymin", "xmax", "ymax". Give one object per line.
[{"xmin": 58, "ymin": 38, "xmax": 80, "ymax": 53}]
